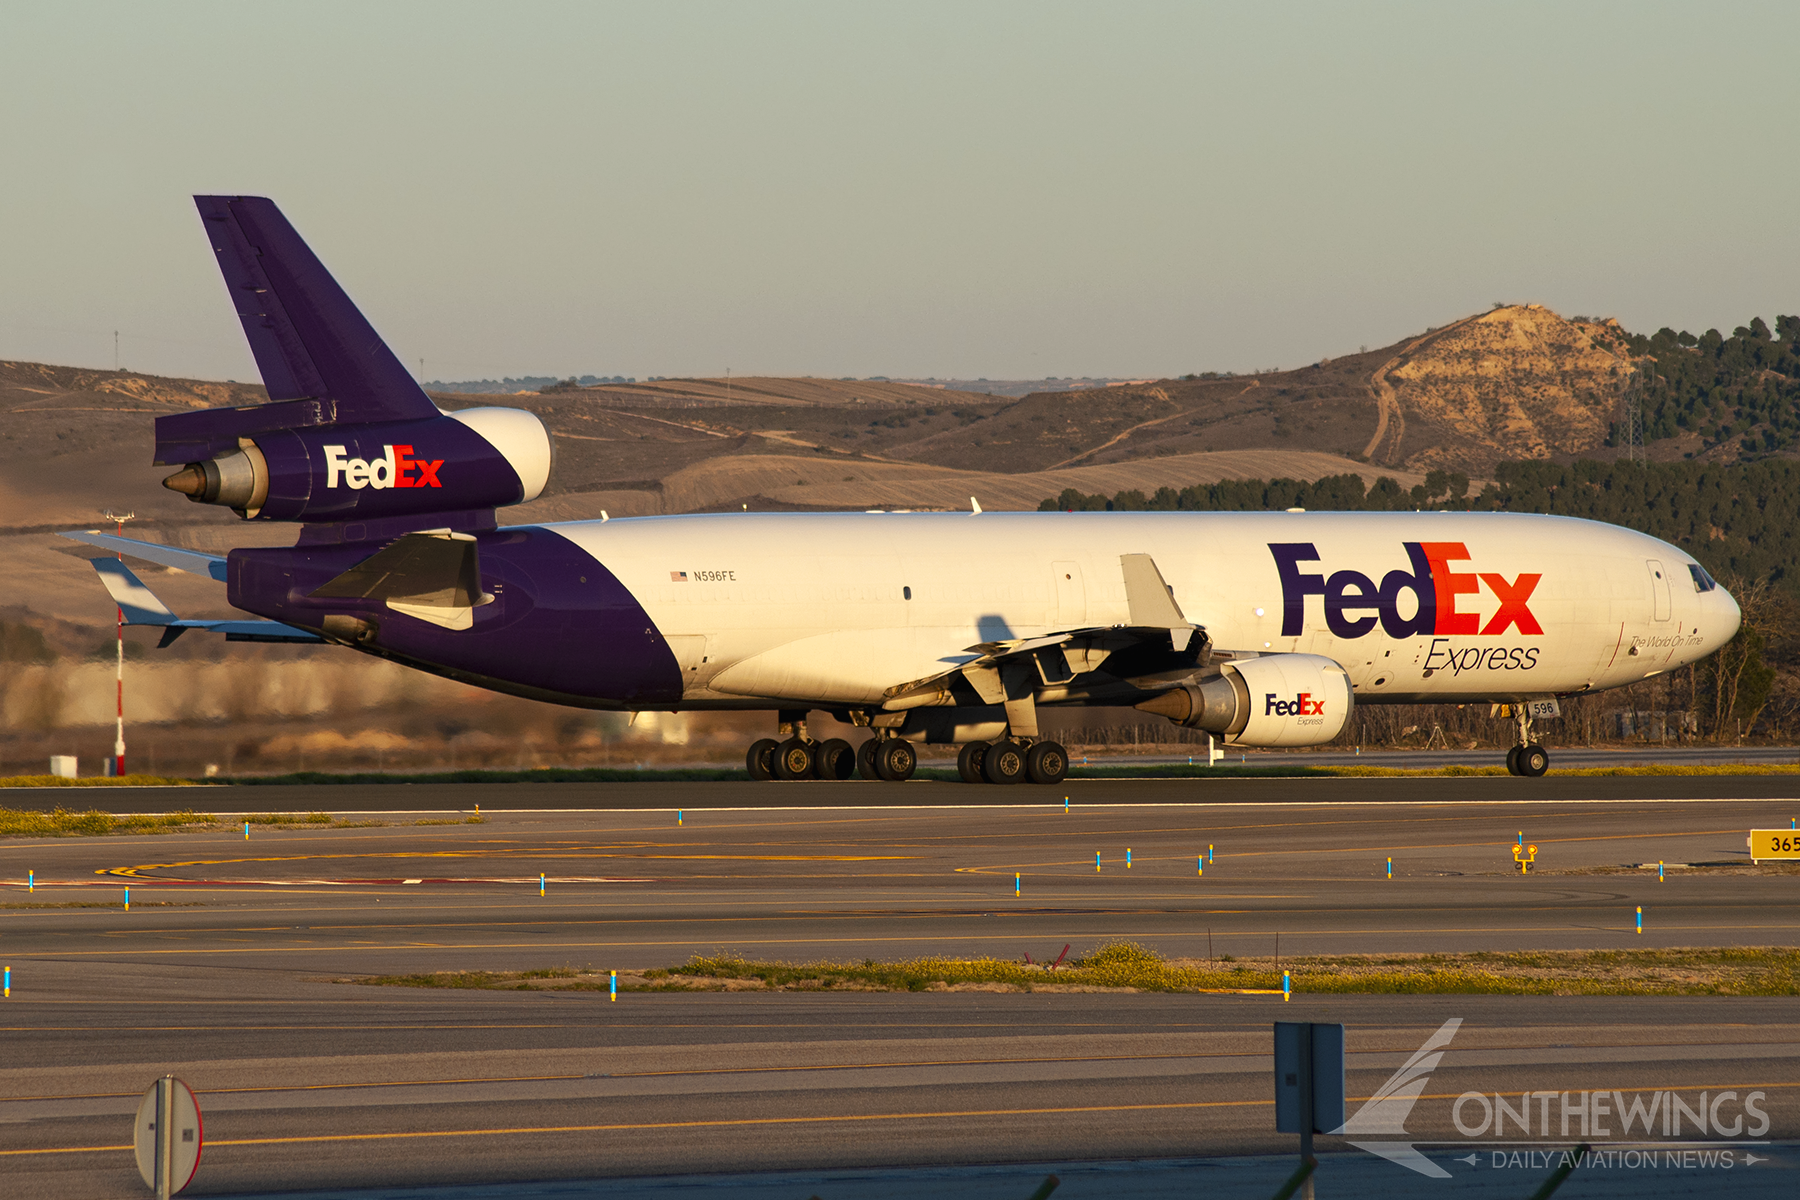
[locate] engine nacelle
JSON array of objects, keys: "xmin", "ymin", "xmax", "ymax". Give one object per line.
[
  {"xmin": 1135, "ymin": 653, "xmax": 1352, "ymax": 747},
  {"xmin": 158, "ymin": 405, "xmax": 550, "ymax": 521}
]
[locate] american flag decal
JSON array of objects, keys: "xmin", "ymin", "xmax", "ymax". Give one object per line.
[{"xmin": 670, "ymin": 571, "xmax": 688, "ymax": 582}]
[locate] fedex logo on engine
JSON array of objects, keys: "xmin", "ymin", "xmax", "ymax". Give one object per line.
[
  {"xmin": 323, "ymin": 444, "xmax": 444, "ymax": 490},
  {"xmin": 1270, "ymin": 542, "xmax": 1542, "ymax": 639},
  {"xmin": 1266, "ymin": 692, "xmax": 1326, "ymax": 718}
]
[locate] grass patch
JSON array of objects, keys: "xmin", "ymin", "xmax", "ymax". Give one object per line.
[
  {"xmin": 0, "ymin": 774, "xmax": 201, "ymax": 788},
  {"xmin": 349, "ymin": 945, "xmax": 1800, "ymax": 997},
  {"xmin": 0, "ymin": 808, "xmax": 219, "ymax": 839}
]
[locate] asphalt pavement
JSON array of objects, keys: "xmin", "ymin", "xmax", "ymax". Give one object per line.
[{"xmin": 3, "ymin": 794, "xmax": 1799, "ymax": 1197}]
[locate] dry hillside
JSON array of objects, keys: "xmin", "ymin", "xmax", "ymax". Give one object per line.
[{"xmin": 1371, "ymin": 305, "xmax": 1635, "ymax": 473}]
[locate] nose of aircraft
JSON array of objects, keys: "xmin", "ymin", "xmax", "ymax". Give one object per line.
[{"xmin": 1710, "ymin": 582, "xmax": 1743, "ymax": 649}]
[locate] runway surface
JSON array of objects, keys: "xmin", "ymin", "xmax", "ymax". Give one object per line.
[
  {"xmin": 4, "ymin": 793, "xmax": 1799, "ymax": 1196},
  {"xmin": 7, "ymin": 770, "xmax": 1800, "ymax": 814}
]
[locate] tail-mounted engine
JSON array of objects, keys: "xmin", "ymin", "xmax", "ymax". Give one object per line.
[
  {"xmin": 156, "ymin": 195, "xmax": 553, "ymax": 523},
  {"xmin": 157, "ymin": 402, "xmax": 550, "ymax": 521},
  {"xmin": 1136, "ymin": 652, "xmax": 1352, "ymax": 747}
]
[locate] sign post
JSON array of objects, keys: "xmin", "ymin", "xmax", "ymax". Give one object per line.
[
  {"xmin": 134, "ymin": 1075, "xmax": 202, "ymax": 1197},
  {"xmin": 1275, "ymin": 1022, "xmax": 1345, "ymax": 1199}
]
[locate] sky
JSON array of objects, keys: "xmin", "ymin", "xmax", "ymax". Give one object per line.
[{"xmin": 2, "ymin": 2, "xmax": 1797, "ymax": 384}]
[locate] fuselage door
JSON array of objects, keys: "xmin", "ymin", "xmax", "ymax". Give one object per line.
[
  {"xmin": 1647, "ymin": 560, "xmax": 1672, "ymax": 622},
  {"xmin": 1052, "ymin": 561, "xmax": 1086, "ymax": 630}
]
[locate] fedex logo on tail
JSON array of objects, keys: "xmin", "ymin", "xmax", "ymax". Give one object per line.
[
  {"xmin": 323, "ymin": 445, "xmax": 444, "ymax": 490},
  {"xmin": 1270, "ymin": 542, "xmax": 1541, "ymax": 639}
]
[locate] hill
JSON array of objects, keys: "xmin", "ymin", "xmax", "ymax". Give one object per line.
[{"xmin": 7, "ymin": 302, "xmax": 1796, "ymax": 633}]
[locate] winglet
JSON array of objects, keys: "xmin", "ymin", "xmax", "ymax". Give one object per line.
[
  {"xmin": 1120, "ymin": 553, "xmax": 1197, "ymax": 651},
  {"xmin": 971, "ymin": 496, "xmax": 983, "ymax": 515}
]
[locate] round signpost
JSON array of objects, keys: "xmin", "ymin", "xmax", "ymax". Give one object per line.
[{"xmin": 134, "ymin": 1075, "xmax": 202, "ymax": 1197}]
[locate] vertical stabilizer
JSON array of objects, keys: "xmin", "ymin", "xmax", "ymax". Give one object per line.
[{"xmin": 194, "ymin": 196, "xmax": 438, "ymax": 423}]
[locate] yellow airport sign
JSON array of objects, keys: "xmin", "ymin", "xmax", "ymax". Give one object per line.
[{"xmin": 1748, "ymin": 830, "xmax": 1800, "ymax": 864}]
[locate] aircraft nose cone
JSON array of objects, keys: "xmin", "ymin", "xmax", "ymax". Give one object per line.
[{"xmin": 1713, "ymin": 583, "xmax": 1743, "ymax": 646}]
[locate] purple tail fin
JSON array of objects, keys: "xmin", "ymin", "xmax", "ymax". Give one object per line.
[{"xmin": 195, "ymin": 196, "xmax": 438, "ymax": 423}]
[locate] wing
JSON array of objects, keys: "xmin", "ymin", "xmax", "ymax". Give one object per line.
[{"xmin": 882, "ymin": 552, "xmax": 1204, "ymax": 710}]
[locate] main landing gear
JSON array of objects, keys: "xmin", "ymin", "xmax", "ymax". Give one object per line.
[
  {"xmin": 1504, "ymin": 705, "xmax": 1550, "ymax": 777},
  {"xmin": 957, "ymin": 738, "xmax": 1069, "ymax": 786},
  {"xmin": 745, "ymin": 711, "xmax": 916, "ymax": 782}
]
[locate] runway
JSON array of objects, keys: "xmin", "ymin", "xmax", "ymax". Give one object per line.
[
  {"xmin": 7, "ymin": 769, "xmax": 1800, "ymax": 814},
  {"xmin": 3, "ymin": 793, "xmax": 1799, "ymax": 1196}
]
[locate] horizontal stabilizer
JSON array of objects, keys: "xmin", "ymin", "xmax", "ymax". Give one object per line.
[
  {"xmin": 62, "ymin": 531, "xmax": 228, "ymax": 581},
  {"xmin": 87, "ymin": 558, "xmax": 319, "ymax": 644},
  {"xmin": 194, "ymin": 195, "xmax": 439, "ymax": 423}
]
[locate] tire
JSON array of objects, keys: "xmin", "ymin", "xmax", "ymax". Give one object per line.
[
  {"xmin": 875, "ymin": 739, "xmax": 917, "ymax": 782},
  {"xmin": 1505, "ymin": 746, "xmax": 1521, "ymax": 776},
  {"xmin": 772, "ymin": 737, "xmax": 814, "ymax": 780},
  {"xmin": 983, "ymin": 739, "xmax": 1027, "ymax": 784},
  {"xmin": 856, "ymin": 737, "xmax": 881, "ymax": 781},
  {"xmin": 814, "ymin": 738, "xmax": 854, "ymax": 780},
  {"xmin": 1517, "ymin": 743, "xmax": 1549, "ymax": 777},
  {"xmin": 747, "ymin": 738, "xmax": 777, "ymax": 781},
  {"xmin": 1025, "ymin": 740, "xmax": 1068, "ymax": 785},
  {"xmin": 957, "ymin": 742, "xmax": 989, "ymax": 784}
]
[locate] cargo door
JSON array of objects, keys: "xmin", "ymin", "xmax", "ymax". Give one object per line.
[
  {"xmin": 1647, "ymin": 560, "xmax": 1671, "ymax": 622},
  {"xmin": 1052, "ymin": 561, "xmax": 1086, "ymax": 629}
]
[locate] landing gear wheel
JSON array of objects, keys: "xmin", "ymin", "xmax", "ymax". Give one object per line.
[
  {"xmin": 1517, "ymin": 743, "xmax": 1549, "ymax": 777},
  {"xmin": 856, "ymin": 737, "xmax": 881, "ymax": 780},
  {"xmin": 1505, "ymin": 746, "xmax": 1522, "ymax": 776},
  {"xmin": 814, "ymin": 738, "xmax": 854, "ymax": 780},
  {"xmin": 874, "ymin": 739, "xmax": 917, "ymax": 782},
  {"xmin": 957, "ymin": 742, "xmax": 989, "ymax": 784},
  {"xmin": 982, "ymin": 739, "xmax": 1027, "ymax": 785},
  {"xmin": 1025, "ymin": 740, "xmax": 1068, "ymax": 785},
  {"xmin": 747, "ymin": 738, "xmax": 777, "ymax": 781},
  {"xmin": 773, "ymin": 738, "xmax": 814, "ymax": 780}
]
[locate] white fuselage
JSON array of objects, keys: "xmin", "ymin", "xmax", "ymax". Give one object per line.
[{"xmin": 545, "ymin": 510, "xmax": 1741, "ymax": 709}]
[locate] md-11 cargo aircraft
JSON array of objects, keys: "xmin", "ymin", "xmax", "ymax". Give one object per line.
[{"xmin": 65, "ymin": 197, "xmax": 1742, "ymax": 784}]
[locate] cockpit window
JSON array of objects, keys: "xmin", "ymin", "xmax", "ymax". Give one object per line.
[{"xmin": 1688, "ymin": 563, "xmax": 1717, "ymax": 593}]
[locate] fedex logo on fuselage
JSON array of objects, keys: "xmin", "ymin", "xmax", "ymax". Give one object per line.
[
  {"xmin": 1270, "ymin": 542, "xmax": 1542, "ymax": 639},
  {"xmin": 323, "ymin": 444, "xmax": 444, "ymax": 490}
]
